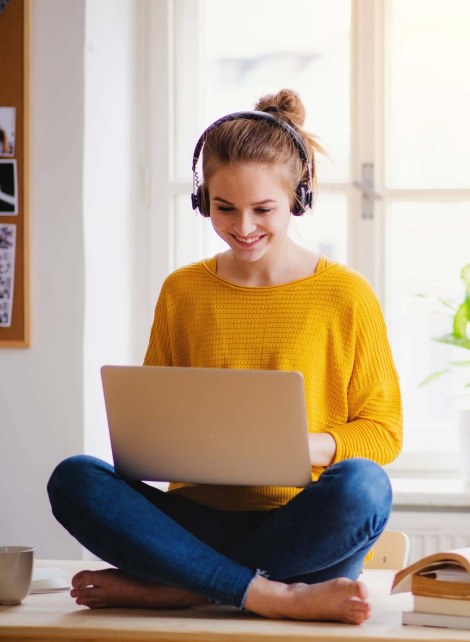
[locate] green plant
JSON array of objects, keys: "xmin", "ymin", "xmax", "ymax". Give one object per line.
[{"xmin": 420, "ymin": 263, "xmax": 470, "ymax": 389}]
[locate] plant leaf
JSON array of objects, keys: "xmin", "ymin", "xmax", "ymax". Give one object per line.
[
  {"xmin": 434, "ymin": 334, "xmax": 470, "ymax": 350},
  {"xmin": 448, "ymin": 360, "xmax": 470, "ymax": 367},
  {"xmin": 438, "ymin": 297, "xmax": 458, "ymax": 310},
  {"xmin": 461, "ymin": 263, "xmax": 470, "ymax": 294},
  {"xmin": 453, "ymin": 302, "xmax": 470, "ymax": 338},
  {"xmin": 419, "ymin": 369, "xmax": 452, "ymax": 386},
  {"xmin": 414, "ymin": 293, "xmax": 457, "ymax": 311}
]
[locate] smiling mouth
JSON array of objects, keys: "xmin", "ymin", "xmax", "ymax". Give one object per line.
[{"xmin": 232, "ymin": 234, "xmax": 265, "ymax": 246}]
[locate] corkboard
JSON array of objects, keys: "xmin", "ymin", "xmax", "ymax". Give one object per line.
[{"xmin": 0, "ymin": 0, "xmax": 30, "ymax": 347}]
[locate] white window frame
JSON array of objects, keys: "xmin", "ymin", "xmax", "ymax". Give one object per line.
[{"xmin": 144, "ymin": 0, "xmax": 467, "ymax": 478}]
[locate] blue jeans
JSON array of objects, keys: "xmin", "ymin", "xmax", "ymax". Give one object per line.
[{"xmin": 47, "ymin": 456, "xmax": 392, "ymax": 608}]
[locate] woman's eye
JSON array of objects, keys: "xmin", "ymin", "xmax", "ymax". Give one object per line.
[{"xmin": 255, "ymin": 208, "xmax": 272, "ymax": 215}]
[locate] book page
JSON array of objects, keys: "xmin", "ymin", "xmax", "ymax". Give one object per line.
[{"xmin": 392, "ymin": 548, "xmax": 470, "ymax": 594}]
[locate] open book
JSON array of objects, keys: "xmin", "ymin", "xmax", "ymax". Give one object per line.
[
  {"xmin": 30, "ymin": 567, "xmax": 70, "ymax": 594},
  {"xmin": 392, "ymin": 548, "xmax": 470, "ymax": 595}
]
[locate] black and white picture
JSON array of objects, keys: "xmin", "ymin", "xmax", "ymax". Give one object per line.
[
  {"xmin": 0, "ymin": 224, "xmax": 16, "ymax": 327},
  {"xmin": 0, "ymin": 159, "xmax": 18, "ymax": 214},
  {"xmin": 0, "ymin": 107, "xmax": 15, "ymax": 157}
]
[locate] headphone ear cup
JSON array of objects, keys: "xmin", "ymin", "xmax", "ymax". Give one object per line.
[
  {"xmin": 192, "ymin": 186, "xmax": 210, "ymax": 217},
  {"xmin": 292, "ymin": 183, "xmax": 313, "ymax": 216},
  {"xmin": 198, "ymin": 186, "xmax": 210, "ymax": 217}
]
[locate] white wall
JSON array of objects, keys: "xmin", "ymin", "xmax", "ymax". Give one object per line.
[
  {"xmin": 83, "ymin": 0, "xmax": 150, "ymax": 460},
  {"xmin": 0, "ymin": 0, "xmax": 86, "ymax": 559},
  {"xmin": 0, "ymin": 0, "xmax": 149, "ymax": 560}
]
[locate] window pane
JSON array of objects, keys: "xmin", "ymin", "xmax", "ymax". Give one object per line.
[
  {"xmin": 201, "ymin": 0, "xmax": 351, "ymax": 183},
  {"xmin": 289, "ymin": 192, "xmax": 348, "ymax": 263},
  {"xmin": 386, "ymin": 0, "xmax": 470, "ymax": 188},
  {"xmin": 174, "ymin": 0, "xmax": 202, "ymax": 182},
  {"xmin": 174, "ymin": 195, "xmax": 226, "ymax": 269},
  {"xmin": 385, "ymin": 201, "xmax": 470, "ymax": 453}
]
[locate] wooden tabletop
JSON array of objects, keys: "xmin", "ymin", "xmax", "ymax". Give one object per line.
[{"xmin": 1, "ymin": 560, "xmax": 469, "ymax": 641}]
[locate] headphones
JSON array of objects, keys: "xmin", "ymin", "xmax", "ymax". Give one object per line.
[{"xmin": 191, "ymin": 111, "xmax": 314, "ymax": 217}]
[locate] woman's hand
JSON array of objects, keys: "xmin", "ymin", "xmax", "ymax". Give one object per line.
[{"xmin": 308, "ymin": 432, "xmax": 337, "ymax": 467}]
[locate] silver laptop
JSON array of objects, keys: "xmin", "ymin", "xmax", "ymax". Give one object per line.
[{"xmin": 101, "ymin": 365, "xmax": 312, "ymax": 487}]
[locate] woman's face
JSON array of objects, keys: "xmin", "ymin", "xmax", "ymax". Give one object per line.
[{"xmin": 207, "ymin": 163, "xmax": 293, "ymax": 264}]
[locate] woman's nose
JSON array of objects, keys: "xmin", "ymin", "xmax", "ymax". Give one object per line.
[{"xmin": 235, "ymin": 212, "xmax": 256, "ymax": 236}]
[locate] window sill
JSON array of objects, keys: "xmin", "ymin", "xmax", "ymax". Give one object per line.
[{"xmin": 391, "ymin": 477, "xmax": 470, "ymax": 510}]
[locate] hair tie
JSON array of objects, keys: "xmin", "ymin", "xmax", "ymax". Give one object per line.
[{"xmin": 264, "ymin": 106, "xmax": 281, "ymax": 114}]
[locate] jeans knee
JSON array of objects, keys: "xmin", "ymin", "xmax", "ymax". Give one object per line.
[
  {"xmin": 47, "ymin": 455, "xmax": 107, "ymax": 505},
  {"xmin": 324, "ymin": 458, "xmax": 392, "ymax": 516}
]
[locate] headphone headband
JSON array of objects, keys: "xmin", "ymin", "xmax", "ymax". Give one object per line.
[
  {"xmin": 191, "ymin": 110, "xmax": 314, "ymax": 216},
  {"xmin": 192, "ymin": 110, "xmax": 312, "ymax": 172}
]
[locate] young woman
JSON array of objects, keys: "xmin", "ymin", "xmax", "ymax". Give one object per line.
[{"xmin": 48, "ymin": 89, "xmax": 402, "ymax": 624}]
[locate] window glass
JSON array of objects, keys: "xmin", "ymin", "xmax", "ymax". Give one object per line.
[
  {"xmin": 385, "ymin": 200, "xmax": 470, "ymax": 453},
  {"xmin": 200, "ymin": 0, "xmax": 351, "ymax": 184},
  {"xmin": 387, "ymin": 0, "xmax": 470, "ymax": 188},
  {"xmin": 290, "ymin": 193, "xmax": 348, "ymax": 263},
  {"xmin": 174, "ymin": 195, "xmax": 226, "ymax": 269}
]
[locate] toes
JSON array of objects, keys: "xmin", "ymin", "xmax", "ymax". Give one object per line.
[
  {"xmin": 70, "ymin": 587, "xmax": 97, "ymax": 600},
  {"xmin": 345, "ymin": 599, "xmax": 371, "ymax": 624},
  {"xmin": 347, "ymin": 612, "xmax": 369, "ymax": 625},
  {"xmin": 349, "ymin": 596, "xmax": 370, "ymax": 615},
  {"xmin": 353, "ymin": 580, "xmax": 368, "ymax": 601},
  {"xmin": 75, "ymin": 596, "xmax": 106, "ymax": 609},
  {"xmin": 71, "ymin": 570, "xmax": 95, "ymax": 589}
]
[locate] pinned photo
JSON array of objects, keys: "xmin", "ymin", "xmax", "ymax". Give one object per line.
[
  {"xmin": 0, "ymin": 159, "xmax": 18, "ymax": 214},
  {"xmin": 0, "ymin": 107, "xmax": 15, "ymax": 157},
  {"xmin": 0, "ymin": 0, "xmax": 10, "ymax": 18},
  {"xmin": 0, "ymin": 275, "xmax": 12, "ymax": 301},
  {"xmin": 0, "ymin": 224, "xmax": 16, "ymax": 327}
]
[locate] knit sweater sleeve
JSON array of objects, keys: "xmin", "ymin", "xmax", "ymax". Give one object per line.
[
  {"xmin": 143, "ymin": 280, "xmax": 172, "ymax": 366},
  {"xmin": 326, "ymin": 277, "xmax": 403, "ymax": 466}
]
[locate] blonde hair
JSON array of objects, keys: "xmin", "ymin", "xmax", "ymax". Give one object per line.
[{"xmin": 200, "ymin": 89, "xmax": 322, "ymax": 213}]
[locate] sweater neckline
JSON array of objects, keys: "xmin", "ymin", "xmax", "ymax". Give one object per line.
[{"xmin": 200, "ymin": 254, "xmax": 336, "ymax": 290}]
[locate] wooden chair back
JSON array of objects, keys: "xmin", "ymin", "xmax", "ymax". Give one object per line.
[{"xmin": 364, "ymin": 530, "xmax": 411, "ymax": 570}]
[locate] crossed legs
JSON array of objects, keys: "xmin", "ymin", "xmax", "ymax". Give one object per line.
[{"xmin": 47, "ymin": 456, "xmax": 392, "ymax": 623}]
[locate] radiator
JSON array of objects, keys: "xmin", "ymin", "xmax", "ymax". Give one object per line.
[{"xmin": 387, "ymin": 511, "xmax": 470, "ymax": 563}]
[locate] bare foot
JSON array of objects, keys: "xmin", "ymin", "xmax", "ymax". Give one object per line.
[
  {"xmin": 70, "ymin": 568, "xmax": 208, "ymax": 610},
  {"xmin": 244, "ymin": 576, "xmax": 371, "ymax": 624}
]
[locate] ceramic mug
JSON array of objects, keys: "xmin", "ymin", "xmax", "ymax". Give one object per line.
[{"xmin": 0, "ymin": 546, "xmax": 34, "ymax": 605}]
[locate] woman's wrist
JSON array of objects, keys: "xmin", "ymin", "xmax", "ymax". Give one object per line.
[{"xmin": 308, "ymin": 432, "xmax": 337, "ymax": 467}]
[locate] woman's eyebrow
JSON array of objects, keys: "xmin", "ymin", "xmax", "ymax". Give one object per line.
[{"xmin": 212, "ymin": 196, "xmax": 277, "ymax": 206}]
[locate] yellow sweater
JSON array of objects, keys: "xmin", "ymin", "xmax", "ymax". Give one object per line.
[{"xmin": 144, "ymin": 255, "xmax": 403, "ymax": 511}]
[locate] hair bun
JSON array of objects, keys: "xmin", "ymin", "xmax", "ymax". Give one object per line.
[{"xmin": 255, "ymin": 89, "xmax": 306, "ymax": 129}]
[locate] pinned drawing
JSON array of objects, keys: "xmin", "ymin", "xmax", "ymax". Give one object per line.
[{"xmin": 0, "ymin": 224, "xmax": 16, "ymax": 327}]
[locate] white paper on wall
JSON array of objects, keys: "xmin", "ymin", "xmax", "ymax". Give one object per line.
[{"xmin": 0, "ymin": 223, "xmax": 16, "ymax": 327}]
